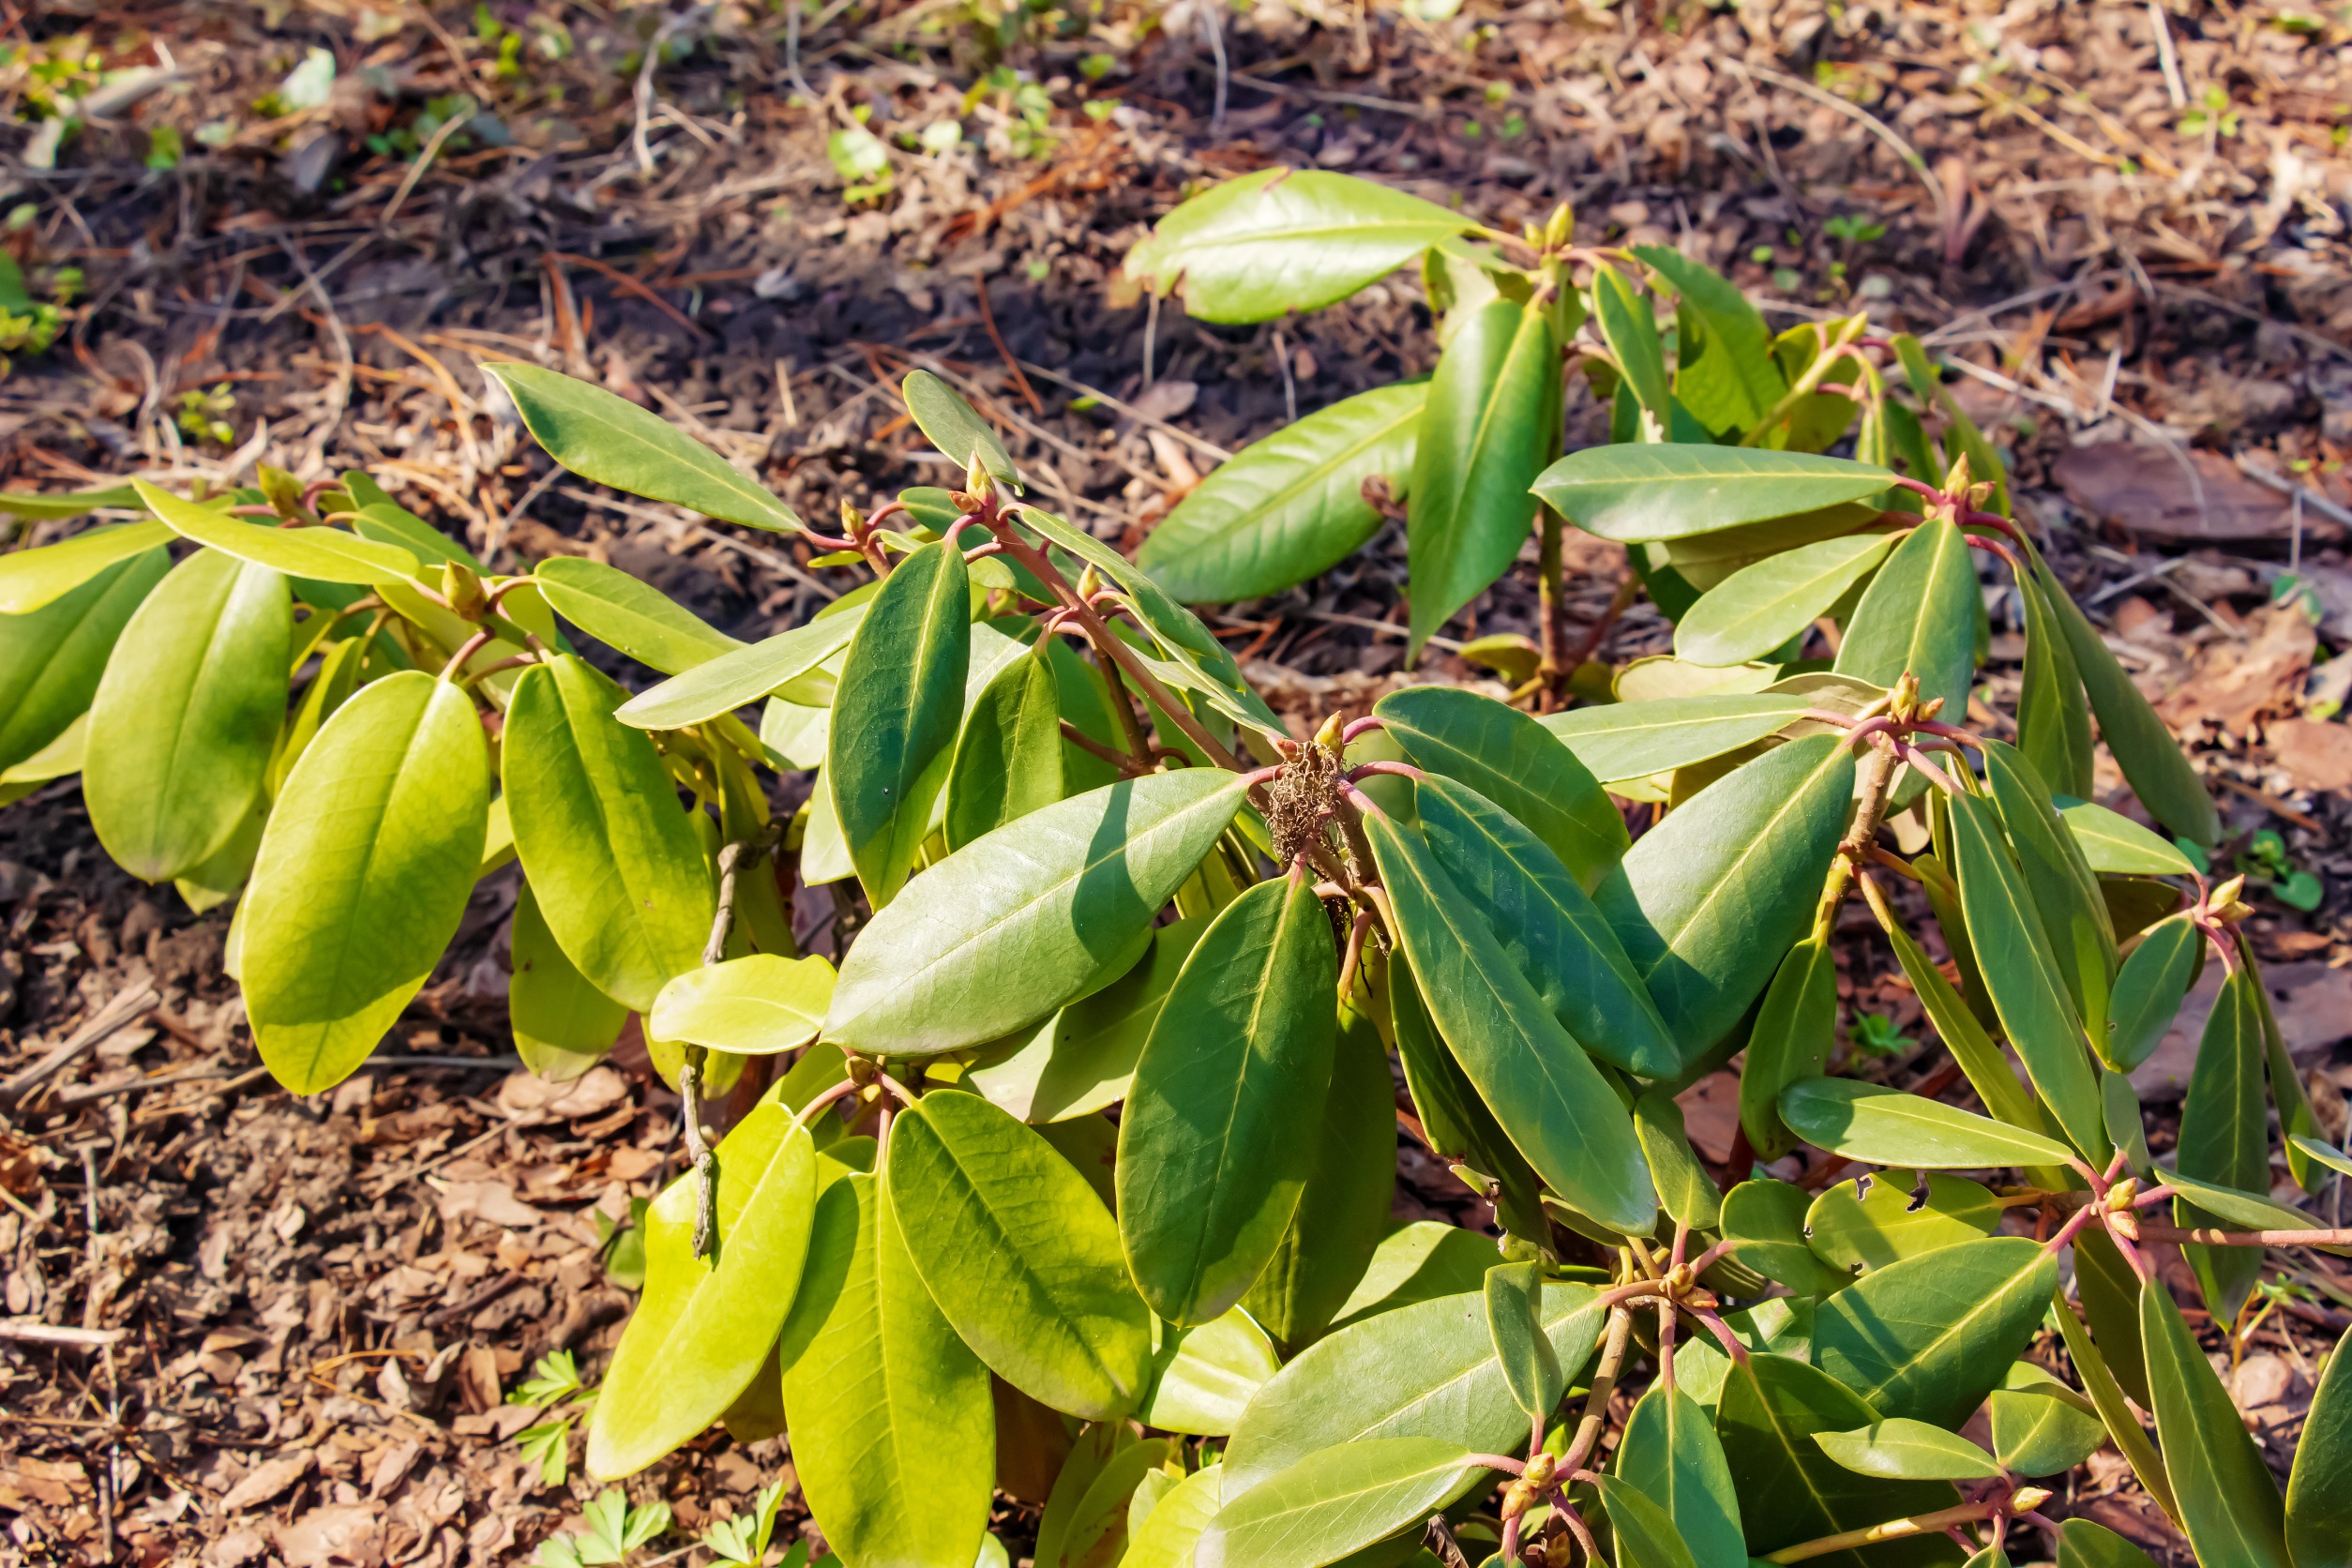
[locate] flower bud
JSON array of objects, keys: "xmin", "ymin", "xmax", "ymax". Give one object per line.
[
  {"xmin": 1522, "ymin": 1452, "xmax": 1559, "ymax": 1488},
  {"xmin": 1313, "ymin": 712, "xmax": 1346, "ymax": 752},
  {"xmin": 442, "ymin": 560, "xmax": 488, "ymax": 621},
  {"xmin": 1543, "ymin": 201, "xmax": 1576, "ymax": 250},
  {"xmin": 963, "ymin": 453, "xmax": 996, "ymax": 504},
  {"xmin": 2011, "ymin": 1485, "xmax": 2052, "ymax": 1513}
]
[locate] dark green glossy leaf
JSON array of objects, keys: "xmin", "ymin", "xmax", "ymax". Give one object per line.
[
  {"xmin": 2031, "ymin": 552, "xmax": 2217, "ymax": 848},
  {"xmin": 1405, "ymin": 298, "xmax": 1556, "ymax": 655},
  {"xmin": 1720, "ymin": 1180, "xmax": 1849, "ymax": 1297},
  {"xmin": 1832, "ymin": 517, "xmax": 1976, "ymax": 717},
  {"xmin": 1634, "ymin": 1088, "xmax": 1722, "ymax": 1230},
  {"xmin": 1539, "ymin": 694, "xmax": 1810, "ymax": 784},
  {"xmin": 2052, "ymin": 1281, "xmax": 2170, "ymax": 1514},
  {"xmin": 1598, "ymin": 733, "xmax": 1856, "ymax": 1063},
  {"xmin": 1140, "ymin": 383, "xmax": 1425, "ymax": 603},
  {"xmin": 2288, "ymin": 1314, "xmax": 2352, "ymax": 1568},
  {"xmin": 1812, "ymin": 1420, "xmax": 1999, "ymax": 1481},
  {"xmin": 828, "ymin": 539, "xmax": 971, "ymax": 905},
  {"xmin": 2177, "ymin": 966, "xmax": 2269, "ymax": 1318},
  {"xmin": 0, "ymin": 521, "xmax": 171, "ymax": 615},
  {"xmin": 85, "ymin": 550, "xmax": 289, "ymax": 882},
  {"xmin": 1119, "ymin": 875, "xmax": 1337, "ymax": 1325},
  {"xmin": 613, "ymin": 609, "xmax": 863, "ymax": 731},
  {"xmin": 1714, "ymin": 1352, "xmax": 1961, "ymax": 1567},
  {"xmin": 1636, "ymin": 246, "xmax": 1785, "ymax": 430},
  {"xmin": 778, "ymin": 1174, "xmax": 995, "ymax": 1568},
  {"xmin": 1779, "ymin": 1079, "xmax": 2076, "ymax": 1171},
  {"xmin": 1877, "ymin": 913, "xmax": 2049, "ymax": 1142},
  {"xmin": 1367, "ymin": 815, "xmax": 1655, "ymax": 1236},
  {"xmin": 534, "ymin": 555, "xmax": 742, "ymax": 674},
  {"xmin": 587, "ymin": 1106, "xmax": 817, "ymax": 1478},
  {"xmin": 1983, "ymin": 740, "xmax": 2116, "ymax": 1047},
  {"xmin": 1243, "ymin": 1000, "xmax": 1396, "ymax": 1350},
  {"xmin": 1386, "ymin": 959, "xmax": 1548, "ymax": 1245},
  {"xmin": 2141, "ymin": 1274, "xmax": 2290, "ymax": 1568},
  {"xmin": 1986, "ymin": 1370, "xmax": 2107, "ymax": 1478},
  {"xmin": 1948, "ymin": 791, "xmax": 2106, "ymax": 1158},
  {"xmin": 2107, "ymin": 913, "xmax": 2199, "ymax": 1071},
  {"xmin": 1414, "ymin": 775, "xmax": 1674, "ymax": 1077},
  {"xmin": 889, "ymin": 1089, "xmax": 1153, "ymax": 1420},
  {"xmin": 1125, "ymin": 168, "xmax": 1473, "ymax": 325},
  {"xmin": 1739, "ymin": 934, "xmax": 1837, "ymax": 1160},
  {"xmin": 2056, "ymin": 1519, "xmax": 2161, "ymax": 1568},
  {"xmin": 1676, "ymin": 533, "xmax": 1895, "ymax": 668},
  {"xmin": 903, "ymin": 369, "xmax": 1018, "ymax": 489},
  {"xmin": 1196, "ymin": 1438, "xmax": 1480, "ymax": 1568},
  {"xmin": 1616, "ymin": 1385, "xmax": 1744, "ymax": 1568},
  {"xmin": 945, "ymin": 649, "xmax": 1063, "ymax": 850},
  {"xmin": 1375, "ymin": 686, "xmax": 1626, "ymax": 891},
  {"xmin": 1811, "ymin": 1237, "xmax": 2060, "ymax": 1427},
  {"xmin": 2057, "ymin": 798, "xmax": 2199, "ymax": 877},
  {"xmin": 2016, "ymin": 573, "xmax": 2094, "ymax": 800},
  {"xmin": 0, "ymin": 549, "xmax": 165, "ymax": 773},
  {"xmin": 1223, "ymin": 1283, "xmax": 1603, "ymax": 1497},
  {"xmin": 1596, "ymin": 1473, "xmax": 1698, "ymax": 1568},
  {"xmin": 1804, "ymin": 1170, "xmax": 1999, "ymax": 1276},
  {"xmin": 490, "ymin": 362, "xmax": 804, "ymax": 532},
  {"xmin": 826, "ymin": 770, "xmax": 1249, "ymax": 1054},
  {"xmin": 244, "ymin": 673, "xmax": 490, "ymax": 1093},
  {"xmin": 1532, "ymin": 445, "xmax": 1896, "ymax": 544},
  {"xmin": 505, "ymin": 656, "xmax": 715, "ymax": 1013},
  {"xmin": 1483, "ymin": 1261, "xmax": 1560, "ymax": 1422}
]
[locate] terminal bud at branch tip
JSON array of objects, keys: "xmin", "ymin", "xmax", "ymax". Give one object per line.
[
  {"xmin": 442, "ymin": 559, "xmax": 488, "ymax": 621},
  {"xmin": 1312, "ymin": 711, "xmax": 1346, "ymax": 751},
  {"xmin": 2010, "ymin": 1486, "xmax": 2052, "ymax": 1513},
  {"xmin": 962, "ymin": 454, "xmax": 995, "ymax": 503},
  {"xmin": 839, "ymin": 500, "xmax": 866, "ymax": 532}
]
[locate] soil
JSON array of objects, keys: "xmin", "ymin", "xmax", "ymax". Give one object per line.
[{"xmin": 3, "ymin": 1, "xmax": 2350, "ymax": 1564}]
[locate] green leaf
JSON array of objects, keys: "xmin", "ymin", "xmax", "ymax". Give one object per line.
[
  {"xmin": 243, "ymin": 672, "xmax": 490, "ymax": 1092},
  {"xmin": 1483, "ymin": 1260, "xmax": 1560, "ymax": 1422},
  {"xmin": 2292, "ymin": 1132, "xmax": 2352, "ymax": 1180},
  {"xmin": 350, "ymin": 499, "xmax": 483, "ymax": 572},
  {"xmin": 586, "ymin": 1105, "xmax": 817, "ymax": 1477},
  {"xmin": 778, "ymin": 1173, "xmax": 995, "ymax": 1568},
  {"xmin": 1713, "ymin": 1352, "xmax": 1961, "ymax": 1567},
  {"xmin": 888, "ymin": 1089, "xmax": 1153, "ymax": 1420},
  {"xmin": 2140, "ymin": 1274, "xmax": 2291, "ymax": 1568},
  {"xmin": 0, "ymin": 549, "xmax": 166, "ymax": 773},
  {"xmin": 1532, "ymin": 445, "xmax": 1896, "ymax": 544},
  {"xmin": 1634, "ymin": 1088, "xmax": 1723, "ymax": 1230},
  {"xmin": 1331, "ymin": 1222, "xmax": 1493, "ymax": 1330},
  {"xmin": 85, "ymin": 550, "xmax": 290, "ymax": 882},
  {"xmin": 2052, "ymin": 1282, "xmax": 2171, "ymax": 1515},
  {"xmin": 1123, "ymin": 168, "xmax": 1473, "ymax": 324},
  {"xmin": 1982, "ymin": 742, "xmax": 2118, "ymax": 1044},
  {"xmin": 1118, "ymin": 874, "xmax": 1338, "ymax": 1326},
  {"xmin": 1226, "ymin": 1282, "xmax": 1603, "ymax": 1497},
  {"xmin": 1385, "ymin": 957, "xmax": 1546, "ymax": 1244},
  {"xmin": 1199, "ymin": 1438, "xmax": 1479, "ymax": 1568},
  {"xmin": 0, "ymin": 520, "xmax": 173, "ymax": 614},
  {"xmin": 0, "ymin": 484, "xmax": 143, "ymax": 525},
  {"xmin": 1876, "ymin": 913, "xmax": 2048, "ymax": 1144},
  {"xmin": 945, "ymin": 650, "xmax": 1063, "ymax": 850},
  {"xmin": 1055, "ymin": 1436, "xmax": 1176, "ymax": 1568},
  {"xmin": 2288, "ymin": 1314, "xmax": 2352, "ymax": 1568},
  {"xmin": 1539, "ymin": 694, "xmax": 1809, "ymax": 784},
  {"xmin": 533, "ymin": 556, "xmax": 742, "ymax": 674},
  {"xmin": 1812, "ymin": 1420, "xmax": 1999, "ymax": 1481},
  {"xmin": 1987, "ymin": 1375, "xmax": 2107, "ymax": 1478},
  {"xmin": 1140, "ymin": 383, "xmax": 1425, "ymax": 603},
  {"xmin": 2056, "ymin": 798, "xmax": 2199, "ymax": 877},
  {"xmin": 613, "ymin": 610, "xmax": 863, "ymax": 731},
  {"xmin": 1675, "ymin": 534, "xmax": 1895, "ymax": 668},
  {"xmin": 490, "ymin": 363, "xmax": 804, "ymax": 533},
  {"xmin": 1832, "ymin": 518, "xmax": 1976, "ymax": 720},
  {"xmin": 1375, "ymin": 686, "xmax": 1627, "ymax": 891},
  {"xmin": 1778, "ymin": 1078, "xmax": 2073, "ymax": 1171},
  {"xmin": 2015, "ymin": 570, "xmax": 2096, "ymax": 800},
  {"xmin": 827, "ymin": 770, "xmax": 1248, "ymax": 1054},
  {"xmin": 132, "ymin": 479, "xmax": 420, "ymax": 585},
  {"xmin": 2031, "ymin": 551, "xmax": 2218, "ymax": 848},
  {"xmin": 1414, "ymin": 775, "xmax": 1675, "ymax": 1077},
  {"xmin": 1803, "ymin": 1170, "xmax": 1998, "ymax": 1276},
  {"xmin": 648, "ymin": 955, "xmax": 835, "ymax": 1055},
  {"xmin": 1405, "ymin": 298, "xmax": 1556, "ymax": 656},
  {"xmin": 1636, "ymin": 247, "xmax": 1786, "ymax": 428},
  {"xmin": 2056, "ymin": 1520, "xmax": 2161, "ymax": 1568},
  {"xmin": 2176, "ymin": 966, "xmax": 2269, "ymax": 1317},
  {"xmin": 1719, "ymin": 1180, "xmax": 1850, "ymax": 1298},
  {"xmin": 1242, "ymin": 999, "xmax": 1396, "ymax": 1349},
  {"xmin": 828, "ymin": 540, "xmax": 972, "ymax": 906},
  {"xmin": 1596, "ymin": 1473, "xmax": 1699, "ymax": 1568},
  {"xmin": 1143, "ymin": 1313, "xmax": 1281, "ymax": 1437},
  {"xmin": 1124, "ymin": 1464, "xmax": 1223, "ymax": 1568},
  {"xmin": 1811, "ymin": 1236, "xmax": 2060, "ymax": 1427},
  {"xmin": 901, "ymin": 369, "xmax": 1018, "ymax": 489},
  {"xmin": 1368, "ymin": 815, "xmax": 1655, "ymax": 1237},
  {"xmin": 969, "ymin": 916, "xmax": 1205, "ymax": 1123},
  {"xmin": 1591, "ymin": 264, "xmax": 1671, "ymax": 422},
  {"xmin": 1738, "ymin": 935, "xmax": 1837, "ymax": 1160},
  {"xmin": 1616, "ymin": 1386, "xmax": 1744, "ymax": 1568},
  {"xmin": 504, "ymin": 656, "xmax": 715, "ymax": 1013},
  {"xmin": 2107, "ymin": 913, "xmax": 2199, "ymax": 1070},
  {"xmin": 1598, "ymin": 733, "xmax": 1856, "ymax": 1062},
  {"xmin": 1947, "ymin": 791, "xmax": 2106, "ymax": 1159},
  {"xmin": 510, "ymin": 882, "xmax": 627, "ymax": 1078}
]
